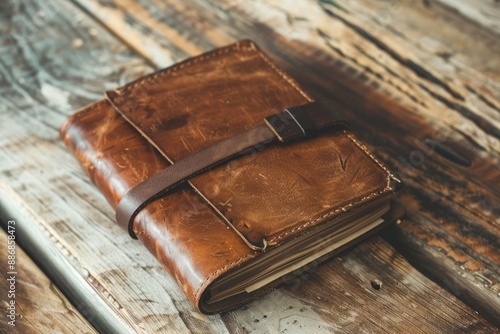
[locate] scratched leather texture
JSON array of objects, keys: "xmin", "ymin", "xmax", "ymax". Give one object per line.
[{"xmin": 60, "ymin": 40, "xmax": 400, "ymax": 313}]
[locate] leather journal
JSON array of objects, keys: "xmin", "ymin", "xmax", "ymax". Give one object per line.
[{"xmin": 60, "ymin": 40, "xmax": 404, "ymax": 314}]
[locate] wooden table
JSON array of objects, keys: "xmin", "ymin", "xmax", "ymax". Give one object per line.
[{"xmin": 0, "ymin": 0, "xmax": 499, "ymax": 332}]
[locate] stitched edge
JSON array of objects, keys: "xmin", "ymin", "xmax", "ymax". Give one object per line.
[
  {"xmin": 268, "ymin": 188, "xmax": 391, "ymax": 244},
  {"xmin": 347, "ymin": 133, "xmax": 401, "ymax": 189},
  {"xmin": 253, "ymin": 48, "xmax": 314, "ymax": 102},
  {"xmin": 117, "ymin": 41, "xmax": 255, "ymax": 94},
  {"xmin": 267, "ymin": 132, "xmax": 400, "ymax": 244}
]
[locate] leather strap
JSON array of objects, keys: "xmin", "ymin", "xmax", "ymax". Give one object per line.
[{"xmin": 113, "ymin": 100, "xmax": 348, "ymax": 238}]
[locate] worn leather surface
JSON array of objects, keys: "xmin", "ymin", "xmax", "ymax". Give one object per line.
[
  {"xmin": 112, "ymin": 100, "xmax": 349, "ymax": 240},
  {"xmin": 60, "ymin": 40, "xmax": 401, "ymax": 313}
]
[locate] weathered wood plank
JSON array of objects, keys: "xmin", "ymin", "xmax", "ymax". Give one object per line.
[
  {"xmin": 0, "ymin": 1, "xmax": 182, "ymax": 333},
  {"xmin": 0, "ymin": 0, "xmax": 497, "ymax": 332},
  {"xmin": 220, "ymin": 237, "xmax": 498, "ymax": 333},
  {"xmin": 70, "ymin": 0, "xmax": 232, "ymax": 67},
  {"xmin": 69, "ymin": 0, "xmax": 500, "ymax": 325},
  {"xmin": 435, "ymin": 0, "xmax": 500, "ymax": 35},
  {"xmin": 0, "ymin": 228, "xmax": 97, "ymax": 333},
  {"xmin": 2, "ymin": 184, "xmax": 497, "ymax": 334}
]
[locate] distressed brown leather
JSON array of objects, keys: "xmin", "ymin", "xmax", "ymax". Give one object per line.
[
  {"xmin": 60, "ymin": 40, "xmax": 402, "ymax": 314},
  {"xmin": 113, "ymin": 100, "xmax": 349, "ymax": 239}
]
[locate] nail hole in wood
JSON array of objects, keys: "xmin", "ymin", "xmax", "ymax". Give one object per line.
[{"xmin": 371, "ymin": 279, "xmax": 382, "ymax": 290}]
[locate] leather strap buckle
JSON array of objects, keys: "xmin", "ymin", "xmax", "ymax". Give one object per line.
[{"xmin": 265, "ymin": 103, "xmax": 349, "ymax": 142}]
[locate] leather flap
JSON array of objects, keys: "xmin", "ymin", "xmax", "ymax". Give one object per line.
[{"xmin": 105, "ymin": 41, "xmax": 399, "ymax": 248}]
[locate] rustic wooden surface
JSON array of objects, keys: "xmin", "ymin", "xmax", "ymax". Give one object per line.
[
  {"xmin": 0, "ymin": 0, "xmax": 498, "ymax": 332},
  {"xmin": 0, "ymin": 228, "xmax": 97, "ymax": 333},
  {"xmin": 74, "ymin": 0, "xmax": 500, "ymax": 325}
]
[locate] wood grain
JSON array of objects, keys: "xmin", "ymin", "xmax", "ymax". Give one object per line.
[
  {"xmin": 436, "ymin": 0, "xmax": 500, "ymax": 35},
  {"xmin": 0, "ymin": 0, "xmax": 498, "ymax": 332},
  {"xmin": 71, "ymin": 0, "xmax": 500, "ymax": 324},
  {"xmin": 0, "ymin": 228, "xmax": 97, "ymax": 333},
  {"xmin": 220, "ymin": 238, "xmax": 498, "ymax": 333}
]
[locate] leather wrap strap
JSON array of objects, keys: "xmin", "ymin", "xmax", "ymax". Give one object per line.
[{"xmin": 112, "ymin": 100, "xmax": 348, "ymax": 238}]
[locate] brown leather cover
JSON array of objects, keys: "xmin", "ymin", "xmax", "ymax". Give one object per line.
[
  {"xmin": 112, "ymin": 101, "xmax": 349, "ymax": 238},
  {"xmin": 60, "ymin": 40, "xmax": 402, "ymax": 314}
]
